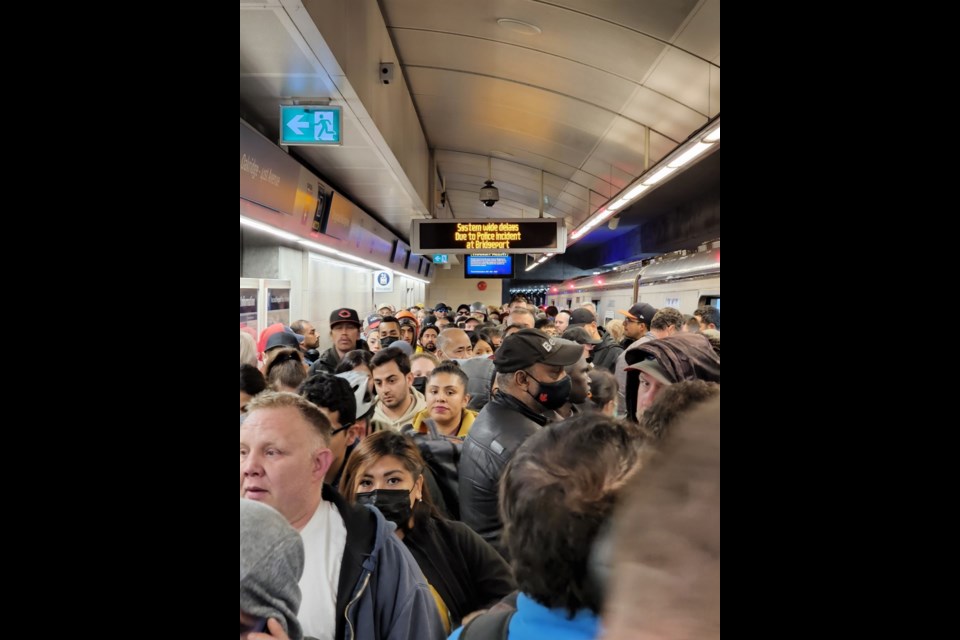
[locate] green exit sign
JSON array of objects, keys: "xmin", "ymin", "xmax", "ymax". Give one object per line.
[
  {"xmin": 433, "ymin": 255, "xmax": 449, "ymax": 264},
  {"xmin": 279, "ymin": 105, "xmax": 342, "ymax": 145}
]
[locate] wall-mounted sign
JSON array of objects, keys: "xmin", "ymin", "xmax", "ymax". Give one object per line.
[
  {"xmin": 373, "ymin": 270, "xmax": 394, "ymax": 293},
  {"xmin": 279, "ymin": 105, "xmax": 342, "ymax": 146},
  {"xmin": 465, "ymin": 254, "xmax": 513, "ymax": 278},
  {"xmin": 412, "ymin": 219, "xmax": 565, "ymax": 254},
  {"xmin": 240, "ymin": 287, "xmax": 259, "ymax": 330},
  {"xmin": 433, "ymin": 254, "xmax": 448, "ymax": 264}
]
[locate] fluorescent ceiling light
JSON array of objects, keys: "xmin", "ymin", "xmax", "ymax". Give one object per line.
[
  {"xmin": 622, "ymin": 184, "xmax": 649, "ymax": 200},
  {"xmin": 642, "ymin": 166, "xmax": 677, "ymax": 185},
  {"xmin": 668, "ymin": 142, "xmax": 713, "ymax": 169},
  {"xmin": 239, "ymin": 217, "xmax": 429, "ymax": 282},
  {"xmin": 240, "ymin": 216, "xmax": 300, "ymax": 242},
  {"xmin": 559, "ymin": 117, "xmax": 719, "ymax": 251}
]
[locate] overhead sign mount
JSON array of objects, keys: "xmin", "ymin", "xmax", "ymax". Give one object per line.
[{"xmin": 279, "ymin": 105, "xmax": 342, "ymax": 146}]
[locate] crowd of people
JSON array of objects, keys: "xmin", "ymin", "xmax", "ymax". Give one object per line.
[{"xmin": 240, "ymin": 296, "xmax": 720, "ymax": 639}]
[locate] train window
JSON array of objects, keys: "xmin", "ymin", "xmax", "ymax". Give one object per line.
[
  {"xmin": 592, "ymin": 299, "xmax": 600, "ymax": 309},
  {"xmin": 698, "ymin": 296, "xmax": 720, "ymax": 311},
  {"xmin": 566, "ymin": 299, "xmax": 572, "ymax": 308}
]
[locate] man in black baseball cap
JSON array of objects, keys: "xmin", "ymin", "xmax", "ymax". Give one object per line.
[
  {"xmin": 309, "ymin": 308, "xmax": 368, "ymax": 376},
  {"xmin": 613, "ymin": 302, "xmax": 658, "ymax": 418},
  {"xmin": 618, "ymin": 303, "xmax": 658, "ymax": 343},
  {"xmin": 460, "ymin": 328, "xmax": 583, "ymax": 554}
]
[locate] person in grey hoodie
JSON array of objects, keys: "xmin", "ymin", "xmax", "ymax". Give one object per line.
[
  {"xmin": 240, "ymin": 391, "xmax": 444, "ymax": 640},
  {"xmin": 240, "ymin": 498, "xmax": 306, "ymax": 639}
]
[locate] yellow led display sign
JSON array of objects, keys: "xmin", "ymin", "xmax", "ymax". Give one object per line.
[{"xmin": 412, "ymin": 219, "xmax": 565, "ymax": 254}]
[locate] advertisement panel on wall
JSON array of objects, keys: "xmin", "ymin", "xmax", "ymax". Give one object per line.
[
  {"xmin": 264, "ymin": 280, "xmax": 292, "ymax": 327},
  {"xmin": 240, "ymin": 277, "xmax": 261, "ymax": 337}
]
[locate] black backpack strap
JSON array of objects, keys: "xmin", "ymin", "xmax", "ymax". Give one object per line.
[{"xmin": 458, "ymin": 608, "xmax": 515, "ymax": 640}]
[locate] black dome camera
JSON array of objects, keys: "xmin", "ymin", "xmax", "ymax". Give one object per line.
[{"xmin": 479, "ymin": 180, "xmax": 499, "ymax": 207}]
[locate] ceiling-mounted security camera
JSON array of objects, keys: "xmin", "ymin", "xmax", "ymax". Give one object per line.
[{"xmin": 479, "ymin": 180, "xmax": 499, "ymax": 207}]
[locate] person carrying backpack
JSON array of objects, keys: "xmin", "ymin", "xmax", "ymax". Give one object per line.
[
  {"xmin": 403, "ymin": 361, "xmax": 477, "ymax": 519},
  {"xmin": 450, "ymin": 413, "xmax": 646, "ymax": 640},
  {"xmin": 338, "ymin": 431, "xmax": 516, "ymax": 634}
]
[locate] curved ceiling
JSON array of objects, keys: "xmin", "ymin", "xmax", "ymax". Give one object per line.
[
  {"xmin": 380, "ymin": 0, "xmax": 720, "ymax": 231},
  {"xmin": 239, "ymin": 0, "xmax": 719, "ymax": 268}
]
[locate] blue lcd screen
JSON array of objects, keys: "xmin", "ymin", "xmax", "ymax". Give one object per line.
[{"xmin": 464, "ymin": 254, "xmax": 513, "ymax": 278}]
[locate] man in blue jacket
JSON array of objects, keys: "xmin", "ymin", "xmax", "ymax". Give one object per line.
[{"xmin": 241, "ymin": 390, "xmax": 444, "ymax": 640}]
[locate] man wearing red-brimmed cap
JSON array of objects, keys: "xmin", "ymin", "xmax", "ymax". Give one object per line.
[{"xmin": 310, "ymin": 308, "xmax": 368, "ymax": 376}]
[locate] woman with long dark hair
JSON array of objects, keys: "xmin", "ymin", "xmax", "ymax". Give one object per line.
[{"xmin": 339, "ymin": 431, "xmax": 515, "ymax": 633}]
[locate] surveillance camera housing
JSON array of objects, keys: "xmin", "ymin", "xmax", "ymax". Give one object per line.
[
  {"xmin": 479, "ymin": 180, "xmax": 499, "ymax": 207},
  {"xmin": 380, "ymin": 62, "xmax": 395, "ymax": 85}
]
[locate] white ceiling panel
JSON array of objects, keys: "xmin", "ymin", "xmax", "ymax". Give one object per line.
[
  {"xmin": 618, "ymin": 85, "xmax": 710, "ymax": 143},
  {"xmin": 240, "ymin": 9, "xmax": 320, "ymax": 76},
  {"xmin": 391, "ymin": 30, "xmax": 641, "ymax": 114},
  {"xmin": 382, "ymin": 0, "xmax": 684, "ymax": 85},
  {"xmin": 406, "ymin": 69, "xmax": 618, "ymax": 135},
  {"xmin": 643, "ymin": 48, "xmax": 717, "ymax": 118},
  {"xmin": 241, "ymin": 0, "xmax": 718, "ymax": 251},
  {"xmin": 543, "ymin": 0, "xmax": 705, "ymax": 42},
  {"xmin": 673, "ymin": 0, "xmax": 721, "ymax": 62}
]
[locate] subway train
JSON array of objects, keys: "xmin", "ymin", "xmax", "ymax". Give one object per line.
[{"xmin": 514, "ymin": 242, "xmax": 720, "ymax": 324}]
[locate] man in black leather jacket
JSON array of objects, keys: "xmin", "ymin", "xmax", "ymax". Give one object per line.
[{"xmin": 458, "ymin": 328, "xmax": 583, "ymax": 555}]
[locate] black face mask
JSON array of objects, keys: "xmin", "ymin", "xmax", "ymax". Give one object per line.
[
  {"xmin": 411, "ymin": 376, "xmax": 428, "ymax": 395},
  {"xmin": 524, "ymin": 372, "xmax": 572, "ymax": 410},
  {"xmin": 355, "ymin": 489, "xmax": 412, "ymax": 528},
  {"xmin": 379, "ymin": 336, "xmax": 399, "ymax": 348}
]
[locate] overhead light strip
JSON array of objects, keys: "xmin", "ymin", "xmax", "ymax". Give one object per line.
[
  {"xmin": 564, "ymin": 117, "xmax": 720, "ymax": 247},
  {"xmin": 239, "ymin": 216, "xmax": 430, "ymax": 284}
]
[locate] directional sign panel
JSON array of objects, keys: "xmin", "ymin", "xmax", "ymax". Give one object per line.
[{"xmin": 279, "ymin": 106, "xmax": 342, "ymax": 146}]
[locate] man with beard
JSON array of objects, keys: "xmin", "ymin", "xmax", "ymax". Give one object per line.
[
  {"xmin": 309, "ymin": 308, "xmax": 368, "ymax": 376},
  {"xmin": 290, "ymin": 319, "xmax": 320, "ymax": 365},
  {"xmin": 369, "ymin": 347, "xmax": 427, "ymax": 432},
  {"xmin": 418, "ymin": 323, "xmax": 439, "ymax": 354}
]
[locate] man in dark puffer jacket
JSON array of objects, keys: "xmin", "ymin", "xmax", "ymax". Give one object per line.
[{"xmin": 458, "ymin": 329, "xmax": 583, "ymax": 556}]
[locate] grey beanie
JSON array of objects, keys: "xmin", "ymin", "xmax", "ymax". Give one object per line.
[{"xmin": 240, "ymin": 498, "xmax": 305, "ymax": 640}]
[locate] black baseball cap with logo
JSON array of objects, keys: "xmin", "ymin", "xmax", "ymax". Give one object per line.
[
  {"xmin": 329, "ymin": 308, "xmax": 362, "ymax": 328},
  {"xmin": 493, "ymin": 328, "xmax": 584, "ymax": 373},
  {"xmin": 568, "ymin": 308, "xmax": 597, "ymax": 326},
  {"xmin": 618, "ymin": 302, "xmax": 658, "ymax": 326}
]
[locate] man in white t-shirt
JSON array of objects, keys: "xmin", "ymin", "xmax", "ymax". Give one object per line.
[{"xmin": 240, "ymin": 391, "xmax": 443, "ymax": 640}]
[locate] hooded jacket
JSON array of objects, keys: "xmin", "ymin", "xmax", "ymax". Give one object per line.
[
  {"xmin": 625, "ymin": 333, "xmax": 721, "ymax": 384},
  {"xmin": 322, "ymin": 485, "xmax": 445, "ymax": 640},
  {"xmin": 622, "ymin": 333, "xmax": 720, "ymax": 423},
  {"xmin": 589, "ymin": 332, "xmax": 624, "ymax": 373},
  {"xmin": 240, "ymin": 498, "xmax": 305, "ymax": 640},
  {"xmin": 370, "ymin": 387, "xmax": 426, "ymax": 433}
]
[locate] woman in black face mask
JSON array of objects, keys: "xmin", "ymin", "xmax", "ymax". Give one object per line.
[{"xmin": 339, "ymin": 431, "xmax": 516, "ymax": 633}]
